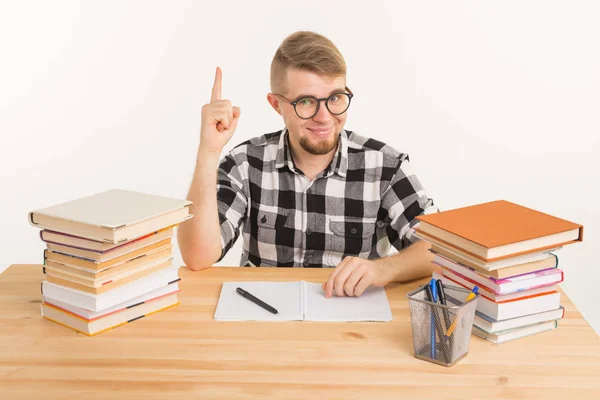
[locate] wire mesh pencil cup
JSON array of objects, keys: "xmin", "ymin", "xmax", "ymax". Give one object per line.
[{"xmin": 407, "ymin": 283, "xmax": 479, "ymax": 367}]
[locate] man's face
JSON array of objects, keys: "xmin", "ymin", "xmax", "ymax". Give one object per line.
[{"xmin": 272, "ymin": 68, "xmax": 348, "ymax": 156}]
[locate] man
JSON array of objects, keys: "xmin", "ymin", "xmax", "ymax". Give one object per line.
[{"xmin": 178, "ymin": 31, "xmax": 437, "ymax": 298}]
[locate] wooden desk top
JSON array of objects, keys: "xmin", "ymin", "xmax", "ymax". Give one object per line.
[{"xmin": 1, "ymin": 264, "xmax": 599, "ymax": 399}]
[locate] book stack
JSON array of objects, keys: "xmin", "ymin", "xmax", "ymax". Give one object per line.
[
  {"xmin": 28, "ymin": 189, "xmax": 193, "ymax": 336},
  {"xmin": 415, "ymin": 200, "xmax": 583, "ymax": 344}
]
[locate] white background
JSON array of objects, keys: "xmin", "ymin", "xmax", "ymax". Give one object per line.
[{"xmin": 1, "ymin": 1, "xmax": 598, "ymax": 334}]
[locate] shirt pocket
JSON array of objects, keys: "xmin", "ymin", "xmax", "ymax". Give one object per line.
[
  {"xmin": 252, "ymin": 207, "xmax": 294, "ymax": 264},
  {"xmin": 327, "ymin": 217, "xmax": 377, "ymax": 265}
]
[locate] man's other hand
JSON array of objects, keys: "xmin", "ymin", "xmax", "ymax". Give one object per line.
[{"xmin": 322, "ymin": 256, "xmax": 390, "ymax": 298}]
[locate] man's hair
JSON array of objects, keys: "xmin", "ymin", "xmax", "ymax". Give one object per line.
[{"xmin": 270, "ymin": 31, "xmax": 346, "ymax": 95}]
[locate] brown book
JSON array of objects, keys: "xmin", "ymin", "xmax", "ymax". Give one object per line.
[
  {"xmin": 29, "ymin": 189, "xmax": 192, "ymax": 243},
  {"xmin": 44, "ymin": 245, "xmax": 173, "ymax": 280},
  {"xmin": 41, "ymin": 226, "xmax": 174, "ymax": 255},
  {"xmin": 46, "ymin": 259, "xmax": 173, "ymax": 295},
  {"xmin": 430, "ymin": 244, "xmax": 558, "ymax": 279},
  {"xmin": 44, "ymin": 238, "xmax": 171, "ymax": 272},
  {"xmin": 415, "ymin": 200, "xmax": 583, "ymax": 262},
  {"xmin": 46, "ymin": 232, "xmax": 172, "ymax": 262}
]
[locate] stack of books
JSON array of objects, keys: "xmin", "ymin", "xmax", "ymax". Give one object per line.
[
  {"xmin": 415, "ymin": 200, "xmax": 583, "ymax": 344},
  {"xmin": 28, "ymin": 189, "xmax": 193, "ymax": 336}
]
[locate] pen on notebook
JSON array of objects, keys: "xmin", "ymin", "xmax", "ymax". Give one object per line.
[
  {"xmin": 236, "ymin": 287, "xmax": 279, "ymax": 314},
  {"xmin": 445, "ymin": 285, "xmax": 478, "ymax": 337}
]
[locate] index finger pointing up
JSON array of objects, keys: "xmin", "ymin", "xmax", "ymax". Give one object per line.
[{"xmin": 211, "ymin": 66, "xmax": 222, "ymax": 102}]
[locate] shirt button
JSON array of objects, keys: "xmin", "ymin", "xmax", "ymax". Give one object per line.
[
  {"xmin": 350, "ymin": 227, "xmax": 358, "ymax": 234},
  {"xmin": 303, "ymin": 259, "xmax": 310, "ymax": 267},
  {"xmin": 306, "ymin": 228, "xmax": 312, "ymax": 235}
]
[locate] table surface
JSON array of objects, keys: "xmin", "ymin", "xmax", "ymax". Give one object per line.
[{"xmin": 1, "ymin": 264, "xmax": 599, "ymax": 400}]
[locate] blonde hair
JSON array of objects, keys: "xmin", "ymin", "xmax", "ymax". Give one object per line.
[{"xmin": 270, "ymin": 31, "xmax": 346, "ymax": 94}]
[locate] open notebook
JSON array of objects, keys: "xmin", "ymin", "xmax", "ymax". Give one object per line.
[{"xmin": 214, "ymin": 281, "xmax": 393, "ymax": 322}]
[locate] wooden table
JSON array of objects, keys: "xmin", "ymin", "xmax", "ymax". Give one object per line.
[{"xmin": 1, "ymin": 265, "xmax": 599, "ymax": 399}]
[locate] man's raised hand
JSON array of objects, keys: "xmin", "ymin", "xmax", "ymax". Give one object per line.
[{"xmin": 199, "ymin": 67, "xmax": 241, "ymax": 154}]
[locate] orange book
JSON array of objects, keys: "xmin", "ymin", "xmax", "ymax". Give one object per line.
[{"xmin": 415, "ymin": 200, "xmax": 583, "ymax": 262}]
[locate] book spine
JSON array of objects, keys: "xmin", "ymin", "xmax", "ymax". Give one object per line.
[
  {"xmin": 29, "ymin": 212, "xmax": 38, "ymax": 226},
  {"xmin": 552, "ymin": 253, "xmax": 559, "ymax": 268}
]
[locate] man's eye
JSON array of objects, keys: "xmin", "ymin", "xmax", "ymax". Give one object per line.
[
  {"xmin": 299, "ymin": 99, "xmax": 312, "ymax": 106},
  {"xmin": 329, "ymin": 95, "xmax": 339, "ymax": 102}
]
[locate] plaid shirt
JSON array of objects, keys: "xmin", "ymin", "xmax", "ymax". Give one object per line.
[{"xmin": 216, "ymin": 128, "xmax": 437, "ymax": 267}]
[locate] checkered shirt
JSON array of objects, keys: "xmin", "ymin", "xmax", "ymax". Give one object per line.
[{"xmin": 216, "ymin": 128, "xmax": 437, "ymax": 267}]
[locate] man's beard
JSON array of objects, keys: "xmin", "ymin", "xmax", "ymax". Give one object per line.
[{"xmin": 299, "ymin": 132, "xmax": 339, "ymax": 155}]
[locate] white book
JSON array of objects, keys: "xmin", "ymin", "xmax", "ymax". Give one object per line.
[
  {"xmin": 42, "ymin": 292, "xmax": 179, "ymax": 336},
  {"xmin": 214, "ymin": 281, "xmax": 393, "ymax": 322},
  {"xmin": 433, "ymin": 272, "xmax": 561, "ymax": 321},
  {"xmin": 43, "ymin": 281, "xmax": 180, "ymax": 320},
  {"xmin": 472, "ymin": 320, "xmax": 559, "ymax": 344},
  {"xmin": 473, "ymin": 307, "xmax": 564, "ymax": 334},
  {"xmin": 29, "ymin": 189, "xmax": 193, "ymax": 243},
  {"xmin": 41, "ymin": 267, "xmax": 180, "ymax": 312}
]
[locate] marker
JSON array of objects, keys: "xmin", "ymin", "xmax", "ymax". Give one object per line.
[{"xmin": 236, "ymin": 287, "xmax": 278, "ymax": 314}]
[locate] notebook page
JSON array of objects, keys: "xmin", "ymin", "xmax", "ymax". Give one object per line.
[
  {"xmin": 303, "ymin": 282, "xmax": 393, "ymax": 322},
  {"xmin": 214, "ymin": 281, "xmax": 303, "ymax": 321}
]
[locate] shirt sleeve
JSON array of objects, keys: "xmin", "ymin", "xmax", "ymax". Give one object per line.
[
  {"xmin": 216, "ymin": 152, "xmax": 248, "ymax": 262},
  {"xmin": 380, "ymin": 155, "xmax": 438, "ymax": 251}
]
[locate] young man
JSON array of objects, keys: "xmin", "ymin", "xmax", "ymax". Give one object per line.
[{"xmin": 178, "ymin": 31, "xmax": 438, "ymax": 298}]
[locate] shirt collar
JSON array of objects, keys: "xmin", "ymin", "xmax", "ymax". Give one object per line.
[{"xmin": 275, "ymin": 128, "xmax": 348, "ymax": 178}]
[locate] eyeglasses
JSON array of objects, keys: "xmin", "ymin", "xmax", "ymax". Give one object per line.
[{"xmin": 273, "ymin": 86, "xmax": 354, "ymax": 119}]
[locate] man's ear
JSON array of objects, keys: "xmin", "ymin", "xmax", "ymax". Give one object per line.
[{"xmin": 266, "ymin": 93, "xmax": 282, "ymax": 115}]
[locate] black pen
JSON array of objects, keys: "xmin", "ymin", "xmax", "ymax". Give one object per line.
[
  {"xmin": 424, "ymin": 283, "xmax": 451, "ymax": 363},
  {"xmin": 436, "ymin": 279, "xmax": 454, "ymax": 357},
  {"xmin": 236, "ymin": 287, "xmax": 279, "ymax": 314},
  {"xmin": 436, "ymin": 279, "xmax": 452, "ymax": 328}
]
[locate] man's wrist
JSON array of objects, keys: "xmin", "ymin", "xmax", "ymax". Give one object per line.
[
  {"xmin": 372, "ymin": 257, "xmax": 399, "ymax": 285},
  {"xmin": 196, "ymin": 147, "xmax": 222, "ymax": 166}
]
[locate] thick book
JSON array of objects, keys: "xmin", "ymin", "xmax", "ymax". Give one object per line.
[
  {"xmin": 433, "ymin": 272, "xmax": 561, "ymax": 320},
  {"xmin": 415, "ymin": 200, "xmax": 582, "ymax": 262},
  {"xmin": 430, "ymin": 244, "xmax": 559, "ymax": 277},
  {"xmin": 43, "ymin": 281, "xmax": 180, "ymax": 320},
  {"xmin": 214, "ymin": 281, "xmax": 393, "ymax": 322},
  {"xmin": 41, "ymin": 266, "xmax": 180, "ymax": 311},
  {"xmin": 43, "ymin": 227, "xmax": 173, "ymax": 262},
  {"xmin": 437, "ymin": 267, "xmax": 558, "ymax": 302},
  {"xmin": 44, "ymin": 238, "xmax": 172, "ymax": 272},
  {"xmin": 45, "ymin": 258, "xmax": 173, "ymax": 295},
  {"xmin": 472, "ymin": 320, "xmax": 559, "ymax": 344},
  {"xmin": 29, "ymin": 189, "xmax": 193, "ymax": 243},
  {"xmin": 41, "ymin": 292, "xmax": 179, "ymax": 336},
  {"xmin": 434, "ymin": 254, "xmax": 563, "ymax": 295},
  {"xmin": 473, "ymin": 307, "xmax": 564, "ymax": 334}
]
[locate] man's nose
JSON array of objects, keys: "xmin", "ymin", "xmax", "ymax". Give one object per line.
[{"xmin": 312, "ymin": 101, "xmax": 333, "ymax": 122}]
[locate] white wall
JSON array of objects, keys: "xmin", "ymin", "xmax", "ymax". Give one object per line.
[{"xmin": 1, "ymin": 1, "xmax": 598, "ymax": 334}]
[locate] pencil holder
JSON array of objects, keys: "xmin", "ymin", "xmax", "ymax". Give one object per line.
[{"xmin": 407, "ymin": 283, "xmax": 479, "ymax": 367}]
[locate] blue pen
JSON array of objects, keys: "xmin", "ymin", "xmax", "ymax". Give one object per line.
[
  {"xmin": 430, "ymin": 279, "xmax": 438, "ymax": 359},
  {"xmin": 428, "ymin": 279, "xmax": 438, "ymax": 359}
]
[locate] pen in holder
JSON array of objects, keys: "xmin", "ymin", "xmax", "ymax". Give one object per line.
[{"xmin": 407, "ymin": 282, "xmax": 479, "ymax": 367}]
